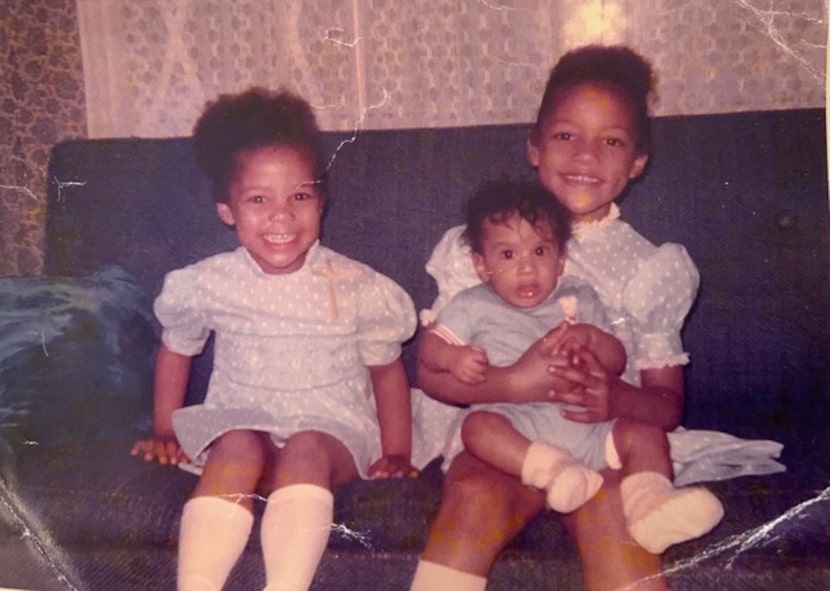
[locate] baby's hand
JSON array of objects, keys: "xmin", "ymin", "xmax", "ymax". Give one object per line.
[
  {"xmin": 130, "ymin": 434, "xmax": 189, "ymax": 466},
  {"xmin": 368, "ymin": 454, "xmax": 419, "ymax": 479},
  {"xmin": 449, "ymin": 345, "xmax": 489, "ymax": 384}
]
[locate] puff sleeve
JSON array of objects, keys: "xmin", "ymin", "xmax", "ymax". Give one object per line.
[
  {"xmin": 356, "ymin": 272, "xmax": 417, "ymax": 367},
  {"xmin": 421, "ymin": 225, "xmax": 481, "ymax": 325},
  {"xmin": 153, "ymin": 267, "xmax": 211, "ymax": 356},
  {"xmin": 622, "ymin": 243, "xmax": 700, "ymax": 370}
]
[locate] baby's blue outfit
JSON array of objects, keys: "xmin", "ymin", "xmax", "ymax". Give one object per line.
[
  {"xmin": 155, "ymin": 242, "xmax": 417, "ymax": 477},
  {"xmin": 438, "ymin": 276, "xmax": 618, "ymax": 471},
  {"xmin": 418, "ymin": 204, "xmax": 700, "ymax": 470}
]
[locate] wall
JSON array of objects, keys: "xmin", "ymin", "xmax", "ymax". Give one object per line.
[
  {"xmin": 1, "ymin": 0, "xmax": 826, "ymax": 276},
  {"xmin": 1, "ymin": 0, "xmax": 86, "ymax": 276}
]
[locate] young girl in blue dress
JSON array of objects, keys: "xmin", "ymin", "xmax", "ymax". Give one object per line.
[{"xmin": 132, "ymin": 88, "xmax": 417, "ymax": 591}]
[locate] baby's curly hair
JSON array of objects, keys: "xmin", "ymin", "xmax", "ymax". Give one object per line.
[
  {"xmin": 532, "ymin": 45, "xmax": 656, "ymax": 154},
  {"xmin": 192, "ymin": 87, "xmax": 325, "ymax": 202},
  {"xmin": 462, "ymin": 179, "xmax": 571, "ymax": 254}
]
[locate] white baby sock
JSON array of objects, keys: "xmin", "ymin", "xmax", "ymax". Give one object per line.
[
  {"xmin": 620, "ymin": 471, "xmax": 725, "ymax": 554},
  {"xmin": 260, "ymin": 483, "xmax": 334, "ymax": 591},
  {"xmin": 177, "ymin": 495, "xmax": 254, "ymax": 591},
  {"xmin": 409, "ymin": 560, "xmax": 487, "ymax": 591},
  {"xmin": 520, "ymin": 441, "xmax": 604, "ymax": 513}
]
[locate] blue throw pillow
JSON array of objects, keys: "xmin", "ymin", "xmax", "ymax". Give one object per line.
[{"xmin": 0, "ymin": 266, "xmax": 158, "ymax": 449}]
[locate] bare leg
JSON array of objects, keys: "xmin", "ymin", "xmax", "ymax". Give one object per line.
[
  {"xmin": 462, "ymin": 410, "xmax": 603, "ymax": 513},
  {"xmin": 420, "ymin": 450, "xmax": 545, "ymax": 575},
  {"xmin": 612, "ymin": 418, "xmax": 672, "ymax": 479},
  {"xmin": 461, "ymin": 410, "xmax": 530, "ymax": 476},
  {"xmin": 612, "ymin": 419, "xmax": 724, "ymax": 555},
  {"xmin": 258, "ymin": 431, "xmax": 358, "ymax": 591},
  {"xmin": 562, "ymin": 469, "xmax": 668, "ymax": 591}
]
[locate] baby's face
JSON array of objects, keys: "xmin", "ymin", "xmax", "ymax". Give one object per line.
[
  {"xmin": 216, "ymin": 145, "xmax": 323, "ymax": 275},
  {"xmin": 472, "ymin": 214, "xmax": 565, "ymax": 309}
]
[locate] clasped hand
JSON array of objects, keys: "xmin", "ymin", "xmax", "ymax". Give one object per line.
[{"xmin": 519, "ymin": 322, "xmax": 616, "ymax": 423}]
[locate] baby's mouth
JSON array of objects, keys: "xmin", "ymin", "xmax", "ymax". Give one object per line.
[{"xmin": 517, "ymin": 285, "xmax": 539, "ymax": 298}]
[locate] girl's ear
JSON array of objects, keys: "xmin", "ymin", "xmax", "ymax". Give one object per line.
[
  {"xmin": 629, "ymin": 153, "xmax": 649, "ymax": 180},
  {"xmin": 216, "ymin": 202, "xmax": 235, "ymax": 226},
  {"xmin": 527, "ymin": 136, "xmax": 541, "ymax": 168},
  {"xmin": 472, "ymin": 252, "xmax": 491, "ymax": 283}
]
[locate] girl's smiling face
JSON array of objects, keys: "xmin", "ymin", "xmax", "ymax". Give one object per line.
[
  {"xmin": 528, "ymin": 82, "xmax": 649, "ymax": 223},
  {"xmin": 217, "ymin": 145, "xmax": 323, "ymax": 275}
]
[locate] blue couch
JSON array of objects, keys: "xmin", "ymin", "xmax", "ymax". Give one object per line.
[{"xmin": 1, "ymin": 109, "xmax": 828, "ymax": 590}]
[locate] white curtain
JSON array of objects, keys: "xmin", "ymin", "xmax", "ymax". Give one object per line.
[{"xmin": 76, "ymin": 0, "xmax": 826, "ymax": 138}]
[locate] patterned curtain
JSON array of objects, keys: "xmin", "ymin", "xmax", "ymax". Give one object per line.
[{"xmin": 76, "ymin": 0, "xmax": 826, "ymax": 138}]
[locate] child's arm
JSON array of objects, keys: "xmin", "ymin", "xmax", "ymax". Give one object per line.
[
  {"xmin": 368, "ymin": 357, "xmax": 418, "ymax": 479},
  {"xmin": 419, "ymin": 329, "xmax": 489, "ymax": 385},
  {"xmin": 130, "ymin": 343, "xmax": 192, "ymax": 465}
]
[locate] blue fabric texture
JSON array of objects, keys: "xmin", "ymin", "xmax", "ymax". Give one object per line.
[{"xmin": 0, "ymin": 266, "xmax": 157, "ymax": 448}]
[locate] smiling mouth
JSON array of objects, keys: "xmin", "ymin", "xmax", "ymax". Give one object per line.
[
  {"xmin": 563, "ymin": 173, "xmax": 601, "ymax": 184},
  {"xmin": 263, "ymin": 233, "xmax": 296, "ymax": 245}
]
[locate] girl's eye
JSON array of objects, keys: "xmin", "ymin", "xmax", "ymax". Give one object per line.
[
  {"xmin": 501, "ymin": 250, "xmax": 514, "ymax": 260},
  {"xmin": 605, "ymin": 137, "xmax": 625, "ymax": 147},
  {"xmin": 251, "ymin": 195, "xmax": 265, "ymax": 203},
  {"xmin": 534, "ymin": 246, "xmax": 549, "ymax": 256},
  {"xmin": 294, "ymin": 192, "xmax": 314, "ymax": 201},
  {"xmin": 552, "ymin": 132, "xmax": 572, "ymax": 141}
]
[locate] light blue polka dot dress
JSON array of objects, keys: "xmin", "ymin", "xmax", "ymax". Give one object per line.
[{"xmin": 155, "ymin": 242, "xmax": 416, "ymax": 478}]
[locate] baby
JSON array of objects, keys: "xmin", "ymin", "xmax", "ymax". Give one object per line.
[{"xmin": 419, "ymin": 179, "xmax": 723, "ymax": 553}]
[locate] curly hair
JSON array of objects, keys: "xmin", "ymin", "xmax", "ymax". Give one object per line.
[
  {"xmin": 192, "ymin": 87, "xmax": 325, "ymax": 202},
  {"xmin": 531, "ymin": 45, "xmax": 656, "ymax": 154},
  {"xmin": 462, "ymin": 179, "xmax": 571, "ymax": 254}
]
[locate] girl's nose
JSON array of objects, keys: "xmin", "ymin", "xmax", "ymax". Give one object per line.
[
  {"xmin": 269, "ymin": 202, "xmax": 293, "ymax": 221},
  {"xmin": 574, "ymin": 138, "xmax": 599, "ymax": 162}
]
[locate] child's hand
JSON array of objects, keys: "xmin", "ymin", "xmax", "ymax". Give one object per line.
[
  {"xmin": 368, "ymin": 454, "xmax": 419, "ymax": 479},
  {"xmin": 549, "ymin": 346, "xmax": 614, "ymax": 423},
  {"xmin": 130, "ymin": 434, "xmax": 189, "ymax": 466},
  {"xmin": 449, "ymin": 345, "xmax": 489, "ymax": 384}
]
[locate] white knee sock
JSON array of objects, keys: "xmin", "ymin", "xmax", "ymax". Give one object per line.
[
  {"xmin": 260, "ymin": 484, "xmax": 334, "ymax": 591},
  {"xmin": 409, "ymin": 560, "xmax": 487, "ymax": 591},
  {"xmin": 178, "ymin": 496, "xmax": 254, "ymax": 591},
  {"xmin": 520, "ymin": 441, "xmax": 603, "ymax": 513},
  {"xmin": 621, "ymin": 471, "xmax": 725, "ymax": 554}
]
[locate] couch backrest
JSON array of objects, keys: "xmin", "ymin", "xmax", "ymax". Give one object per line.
[{"xmin": 46, "ymin": 109, "xmax": 829, "ymax": 447}]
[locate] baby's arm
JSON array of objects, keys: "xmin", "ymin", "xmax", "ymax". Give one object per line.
[
  {"xmin": 130, "ymin": 343, "xmax": 191, "ymax": 465},
  {"xmin": 368, "ymin": 357, "xmax": 418, "ymax": 479},
  {"xmin": 419, "ymin": 329, "xmax": 489, "ymax": 385}
]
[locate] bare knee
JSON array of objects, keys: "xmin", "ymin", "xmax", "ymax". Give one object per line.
[
  {"xmin": 444, "ymin": 455, "xmax": 541, "ymax": 542},
  {"xmin": 613, "ymin": 419, "xmax": 669, "ymax": 460},
  {"xmin": 195, "ymin": 430, "xmax": 267, "ymax": 498},
  {"xmin": 461, "ymin": 410, "xmax": 510, "ymax": 450},
  {"xmin": 273, "ymin": 430, "xmax": 355, "ymax": 488}
]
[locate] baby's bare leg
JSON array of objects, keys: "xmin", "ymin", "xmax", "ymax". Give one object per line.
[
  {"xmin": 461, "ymin": 410, "xmax": 530, "ymax": 475},
  {"xmin": 611, "ymin": 418, "xmax": 672, "ymax": 479},
  {"xmin": 612, "ymin": 419, "xmax": 724, "ymax": 554},
  {"xmin": 462, "ymin": 410, "xmax": 602, "ymax": 513}
]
